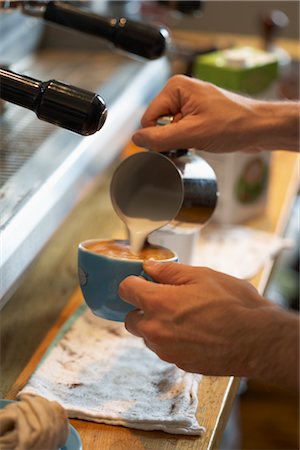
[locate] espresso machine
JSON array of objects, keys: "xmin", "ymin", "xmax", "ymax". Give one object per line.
[
  {"xmin": 0, "ymin": 0, "xmax": 208, "ymax": 307},
  {"xmin": 0, "ymin": 0, "xmax": 175, "ymax": 306}
]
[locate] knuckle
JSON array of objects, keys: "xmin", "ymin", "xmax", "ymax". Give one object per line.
[
  {"xmin": 141, "ymin": 321, "xmax": 165, "ymax": 344},
  {"xmin": 144, "ymin": 322, "xmax": 171, "ymax": 346},
  {"xmin": 157, "ymin": 261, "xmax": 178, "ymax": 276},
  {"xmin": 168, "ymin": 74, "xmax": 187, "ymax": 86},
  {"xmin": 141, "ymin": 321, "xmax": 158, "ymax": 342},
  {"xmin": 197, "ymin": 266, "xmax": 215, "ymax": 278}
]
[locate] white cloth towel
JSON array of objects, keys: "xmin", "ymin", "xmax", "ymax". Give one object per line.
[
  {"xmin": 193, "ymin": 224, "xmax": 292, "ymax": 279},
  {"xmin": 19, "ymin": 307, "xmax": 203, "ymax": 436}
]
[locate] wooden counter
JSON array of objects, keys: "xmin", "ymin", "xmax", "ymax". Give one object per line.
[{"xmin": 1, "ymin": 149, "xmax": 298, "ymax": 449}]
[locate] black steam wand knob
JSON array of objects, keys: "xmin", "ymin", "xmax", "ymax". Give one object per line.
[
  {"xmin": 0, "ymin": 68, "xmax": 107, "ymax": 136},
  {"xmin": 43, "ymin": 1, "xmax": 170, "ymax": 60}
]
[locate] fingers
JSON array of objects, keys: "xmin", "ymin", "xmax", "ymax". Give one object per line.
[
  {"xmin": 142, "ymin": 260, "xmax": 198, "ymax": 285},
  {"xmin": 132, "ymin": 74, "xmax": 197, "ymax": 151},
  {"xmin": 140, "ymin": 96, "xmax": 176, "ymax": 128},
  {"xmin": 119, "ymin": 275, "xmax": 171, "ymax": 311},
  {"xmin": 119, "ymin": 276, "xmax": 149, "ymax": 309},
  {"xmin": 143, "ymin": 340, "xmax": 178, "ymax": 365},
  {"xmin": 125, "ymin": 310, "xmax": 180, "ymax": 365},
  {"xmin": 119, "ymin": 265, "xmax": 192, "ymax": 318},
  {"xmin": 132, "ymin": 120, "xmax": 193, "ymax": 152},
  {"xmin": 125, "ymin": 309, "xmax": 146, "ymax": 338},
  {"xmin": 125, "ymin": 313, "xmax": 181, "ymax": 368},
  {"xmin": 139, "ymin": 76, "xmax": 183, "ymax": 127}
]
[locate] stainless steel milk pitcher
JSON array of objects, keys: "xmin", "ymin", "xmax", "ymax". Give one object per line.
[{"xmin": 156, "ymin": 116, "xmax": 218, "ymax": 224}]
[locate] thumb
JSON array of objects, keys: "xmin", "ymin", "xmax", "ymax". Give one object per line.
[
  {"xmin": 143, "ymin": 261, "xmax": 198, "ymax": 285},
  {"xmin": 132, "ymin": 121, "xmax": 190, "ymax": 152}
]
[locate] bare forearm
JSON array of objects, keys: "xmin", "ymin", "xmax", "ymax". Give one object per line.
[
  {"xmin": 253, "ymin": 101, "xmax": 300, "ymax": 152},
  {"xmin": 246, "ymin": 306, "xmax": 299, "ymax": 390}
]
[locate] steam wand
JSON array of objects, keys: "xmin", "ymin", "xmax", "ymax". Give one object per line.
[
  {"xmin": 0, "ymin": 1, "xmax": 171, "ymax": 134},
  {"xmin": 0, "ymin": 67, "xmax": 107, "ymax": 136},
  {"xmin": 0, "ymin": 1, "xmax": 170, "ymax": 60}
]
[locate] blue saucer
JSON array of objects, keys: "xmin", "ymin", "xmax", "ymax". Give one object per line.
[{"xmin": 0, "ymin": 399, "xmax": 82, "ymax": 450}]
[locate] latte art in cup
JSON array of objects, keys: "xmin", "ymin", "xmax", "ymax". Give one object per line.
[
  {"xmin": 85, "ymin": 239, "xmax": 174, "ymax": 261},
  {"xmin": 78, "ymin": 238, "xmax": 178, "ymax": 321}
]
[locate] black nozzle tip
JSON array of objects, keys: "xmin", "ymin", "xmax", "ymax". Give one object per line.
[
  {"xmin": 36, "ymin": 80, "xmax": 108, "ymax": 136},
  {"xmin": 82, "ymin": 94, "xmax": 107, "ymax": 136},
  {"xmin": 115, "ymin": 19, "xmax": 171, "ymax": 60}
]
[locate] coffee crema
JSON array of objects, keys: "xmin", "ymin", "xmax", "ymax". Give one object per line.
[{"xmin": 85, "ymin": 240, "xmax": 174, "ymax": 261}]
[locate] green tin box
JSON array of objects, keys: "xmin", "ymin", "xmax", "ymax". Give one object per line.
[{"xmin": 193, "ymin": 46, "xmax": 278, "ymax": 95}]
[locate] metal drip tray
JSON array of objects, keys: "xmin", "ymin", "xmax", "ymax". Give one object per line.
[{"xmin": 0, "ymin": 47, "xmax": 170, "ymax": 306}]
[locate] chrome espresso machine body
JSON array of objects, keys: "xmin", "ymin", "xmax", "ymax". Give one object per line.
[{"xmin": 0, "ymin": 1, "xmax": 172, "ymax": 306}]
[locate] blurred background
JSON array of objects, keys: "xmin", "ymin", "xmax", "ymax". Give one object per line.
[{"xmin": 165, "ymin": 1, "xmax": 299, "ymax": 38}]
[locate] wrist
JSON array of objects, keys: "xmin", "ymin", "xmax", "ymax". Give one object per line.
[{"xmin": 253, "ymin": 101, "xmax": 300, "ymax": 152}]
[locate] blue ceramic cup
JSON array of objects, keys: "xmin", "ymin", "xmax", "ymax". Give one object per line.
[{"xmin": 78, "ymin": 239, "xmax": 177, "ymax": 322}]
